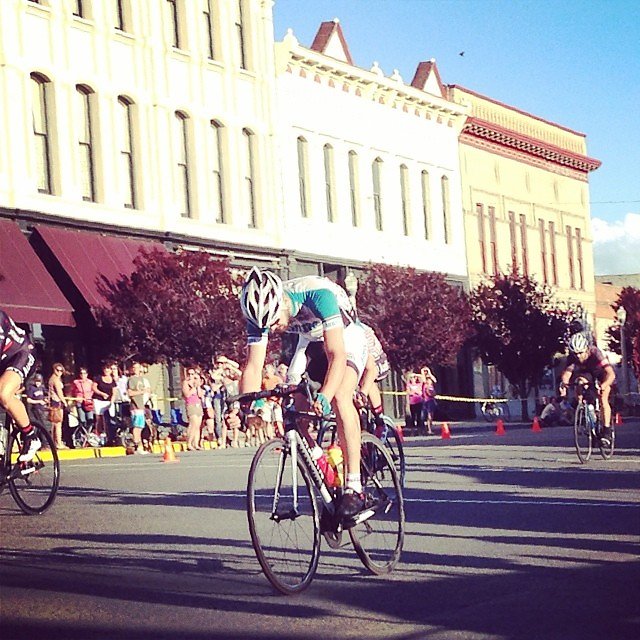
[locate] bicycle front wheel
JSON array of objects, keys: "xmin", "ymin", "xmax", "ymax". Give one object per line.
[
  {"xmin": 247, "ymin": 437, "xmax": 321, "ymax": 595},
  {"xmin": 380, "ymin": 416, "xmax": 406, "ymax": 488},
  {"xmin": 349, "ymin": 432, "xmax": 404, "ymax": 575},
  {"xmin": 599, "ymin": 426, "xmax": 615, "ymax": 460},
  {"xmin": 8, "ymin": 424, "xmax": 60, "ymax": 515},
  {"xmin": 574, "ymin": 406, "xmax": 592, "ymax": 464}
]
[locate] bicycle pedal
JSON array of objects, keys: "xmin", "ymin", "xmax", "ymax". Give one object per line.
[
  {"xmin": 351, "ymin": 508, "xmax": 376, "ymax": 526},
  {"xmin": 20, "ymin": 466, "xmax": 36, "ymax": 477}
]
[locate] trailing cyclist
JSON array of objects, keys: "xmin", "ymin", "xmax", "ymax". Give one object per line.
[
  {"xmin": 0, "ymin": 309, "xmax": 41, "ymax": 462},
  {"xmin": 227, "ymin": 268, "xmax": 369, "ymax": 525},
  {"xmin": 559, "ymin": 332, "xmax": 616, "ymax": 443}
]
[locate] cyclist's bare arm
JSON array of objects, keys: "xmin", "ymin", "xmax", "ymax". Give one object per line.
[{"xmin": 240, "ymin": 342, "xmax": 267, "ymax": 394}]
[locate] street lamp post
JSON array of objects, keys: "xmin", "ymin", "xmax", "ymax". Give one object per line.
[{"xmin": 616, "ymin": 306, "xmax": 628, "ymax": 398}]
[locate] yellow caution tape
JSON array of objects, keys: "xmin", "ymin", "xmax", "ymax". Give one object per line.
[{"xmin": 381, "ymin": 390, "xmax": 509, "ymax": 403}]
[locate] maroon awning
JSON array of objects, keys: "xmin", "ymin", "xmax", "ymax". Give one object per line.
[
  {"xmin": 34, "ymin": 225, "xmax": 165, "ymax": 310},
  {"xmin": 0, "ymin": 220, "xmax": 75, "ymax": 326}
]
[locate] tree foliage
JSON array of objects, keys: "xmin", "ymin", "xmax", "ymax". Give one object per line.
[
  {"xmin": 468, "ymin": 271, "xmax": 572, "ymax": 405},
  {"xmin": 606, "ymin": 286, "xmax": 640, "ymax": 381},
  {"xmin": 98, "ymin": 248, "xmax": 246, "ymax": 367},
  {"xmin": 356, "ymin": 263, "xmax": 472, "ymax": 371}
]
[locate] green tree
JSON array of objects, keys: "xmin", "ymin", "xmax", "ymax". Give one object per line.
[
  {"xmin": 606, "ymin": 287, "xmax": 640, "ymax": 382},
  {"xmin": 98, "ymin": 248, "xmax": 245, "ymax": 367},
  {"xmin": 356, "ymin": 263, "xmax": 472, "ymax": 371},
  {"xmin": 468, "ymin": 271, "xmax": 571, "ymax": 419}
]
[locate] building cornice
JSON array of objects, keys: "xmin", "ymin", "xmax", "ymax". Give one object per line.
[{"xmin": 461, "ymin": 117, "xmax": 601, "ymax": 174}]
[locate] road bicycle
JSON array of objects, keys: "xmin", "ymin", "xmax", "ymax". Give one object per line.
[
  {"xmin": 317, "ymin": 401, "xmax": 406, "ymax": 488},
  {"xmin": 230, "ymin": 376, "xmax": 405, "ymax": 595},
  {"xmin": 0, "ymin": 414, "xmax": 60, "ymax": 514},
  {"xmin": 571, "ymin": 381, "xmax": 615, "ymax": 463}
]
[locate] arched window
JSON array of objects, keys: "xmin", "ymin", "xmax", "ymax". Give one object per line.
[
  {"xmin": 31, "ymin": 73, "xmax": 52, "ymax": 194},
  {"xmin": 117, "ymin": 96, "xmax": 137, "ymax": 209},
  {"xmin": 400, "ymin": 164, "xmax": 410, "ymax": 236},
  {"xmin": 421, "ymin": 170, "xmax": 431, "ymax": 239},
  {"xmin": 234, "ymin": 1, "xmax": 248, "ymax": 69},
  {"xmin": 175, "ymin": 111, "xmax": 191, "ymax": 217},
  {"xmin": 242, "ymin": 128, "xmax": 257, "ymax": 228},
  {"xmin": 323, "ymin": 143, "xmax": 335, "ymax": 222},
  {"xmin": 76, "ymin": 85, "xmax": 96, "ymax": 202},
  {"xmin": 441, "ymin": 175, "xmax": 450, "ymax": 244},
  {"xmin": 348, "ymin": 150, "xmax": 359, "ymax": 226},
  {"xmin": 297, "ymin": 137, "xmax": 309, "ymax": 218},
  {"xmin": 210, "ymin": 120, "xmax": 225, "ymax": 222},
  {"xmin": 372, "ymin": 158, "xmax": 383, "ymax": 231}
]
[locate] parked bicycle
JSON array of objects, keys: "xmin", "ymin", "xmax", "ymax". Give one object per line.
[
  {"xmin": 317, "ymin": 399, "xmax": 406, "ymax": 488},
  {"xmin": 229, "ymin": 375, "xmax": 405, "ymax": 595},
  {"xmin": 0, "ymin": 414, "xmax": 60, "ymax": 515},
  {"xmin": 571, "ymin": 381, "xmax": 615, "ymax": 463}
]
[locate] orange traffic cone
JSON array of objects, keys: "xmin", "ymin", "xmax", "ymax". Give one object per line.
[
  {"xmin": 441, "ymin": 422, "xmax": 451, "ymax": 439},
  {"xmin": 532, "ymin": 416, "xmax": 542, "ymax": 432},
  {"xmin": 161, "ymin": 437, "xmax": 179, "ymax": 463},
  {"xmin": 495, "ymin": 419, "xmax": 505, "ymax": 435}
]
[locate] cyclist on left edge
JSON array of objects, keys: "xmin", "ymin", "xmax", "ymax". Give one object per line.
[
  {"xmin": 0, "ymin": 309, "xmax": 41, "ymax": 461},
  {"xmin": 226, "ymin": 268, "xmax": 369, "ymax": 525}
]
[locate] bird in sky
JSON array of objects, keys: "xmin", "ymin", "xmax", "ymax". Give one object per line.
[{"xmin": 459, "ymin": 51, "xmax": 465, "ymax": 56}]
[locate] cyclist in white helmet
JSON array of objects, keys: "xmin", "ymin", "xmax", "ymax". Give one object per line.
[
  {"xmin": 559, "ymin": 331, "xmax": 616, "ymax": 441},
  {"xmin": 230, "ymin": 267, "xmax": 369, "ymax": 524}
]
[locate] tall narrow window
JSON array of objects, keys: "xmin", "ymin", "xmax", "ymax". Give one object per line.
[
  {"xmin": 203, "ymin": 0, "xmax": 215, "ymax": 59},
  {"xmin": 399, "ymin": 165, "xmax": 410, "ymax": 236},
  {"xmin": 243, "ymin": 128, "xmax": 257, "ymax": 228},
  {"xmin": 441, "ymin": 175, "xmax": 451, "ymax": 244},
  {"xmin": 76, "ymin": 85, "xmax": 96, "ymax": 202},
  {"xmin": 175, "ymin": 112, "xmax": 191, "ymax": 217},
  {"xmin": 114, "ymin": 0, "xmax": 129, "ymax": 31},
  {"xmin": 209, "ymin": 120, "xmax": 225, "ymax": 222},
  {"xmin": 297, "ymin": 137, "xmax": 309, "ymax": 218},
  {"xmin": 508, "ymin": 211, "xmax": 518, "ymax": 271},
  {"xmin": 234, "ymin": 1, "xmax": 247, "ymax": 69},
  {"xmin": 575, "ymin": 228, "xmax": 584, "ymax": 290},
  {"xmin": 566, "ymin": 225, "xmax": 575, "ymax": 289},
  {"xmin": 421, "ymin": 170, "xmax": 431, "ymax": 239},
  {"xmin": 548, "ymin": 221, "xmax": 558, "ymax": 285},
  {"xmin": 72, "ymin": 1, "xmax": 85, "ymax": 18},
  {"xmin": 31, "ymin": 74, "xmax": 52, "ymax": 194},
  {"xmin": 167, "ymin": 0, "xmax": 181, "ymax": 48},
  {"xmin": 539, "ymin": 219, "xmax": 548, "ymax": 284},
  {"xmin": 117, "ymin": 96, "xmax": 136, "ymax": 209},
  {"xmin": 519, "ymin": 213, "xmax": 529, "ymax": 276},
  {"xmin": 324, "ymin": 144, "xmax": 336, "ymax": 223},
  {"xmin": 488, "ymin": 206, "xmax": 498, "ymax": 274},
  {"xmin": 348, "ymin": 150, "xmax": 359, "ymax": 226},
  {"xmin": 476, "ymin": 203, "xmax": 487, "ymax": 273},
  {"xmin": 372, "ymin": 158, "xmax": 383, "ymax": 231}
]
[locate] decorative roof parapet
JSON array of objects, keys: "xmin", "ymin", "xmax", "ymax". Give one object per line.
[{"xmin": 462, "ymin": 117, "xmax": 601, "ymax": 173}]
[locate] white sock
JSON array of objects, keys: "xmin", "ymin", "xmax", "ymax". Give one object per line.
[{"xmin": 346, "ymin": 473, "xmax": 362, "ymax": 493}]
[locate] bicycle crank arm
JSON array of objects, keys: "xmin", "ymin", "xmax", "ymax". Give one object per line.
[{"xmin": 270, "ymin": 508, "xmax": 299, "ymax": 523}]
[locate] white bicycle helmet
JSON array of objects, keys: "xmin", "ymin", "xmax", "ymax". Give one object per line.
[
  {"xmin": 240, "ymin": 267, "xmax": 283, "ymax": 329},
  {"xmin": 568, "ymin": 332, "xmax": 589, "ymax": 354}
]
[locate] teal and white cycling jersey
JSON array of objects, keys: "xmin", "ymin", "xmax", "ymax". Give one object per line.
[{"xmin": 246, "ymin": 275, "xmax": 357, "ymax": 345}]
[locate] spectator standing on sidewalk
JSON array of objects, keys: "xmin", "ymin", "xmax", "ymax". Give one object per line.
[
  {"xmin": 420, "ymin": 366, "xmax": 438, "ymax": 435},
  {"xmin": 128, "ymin": 360, "xmax": 150, "ymax": 455},
  {"xmin": 405, "ymin": 372, "xmax": 425, "ymax": 433},
  {"xmin": 25, "ymin": 373, "xmax": 48, "ymax": 429},
  {"xmin": 72, "ymin": 367, "xmax": 95, "ymax": 434},
  {"xmin": 48, "ymin": 363, "xmax": 68, "ymax": 449},
  {"xmin": 182, "ymin": 366, "xmax": 204, "ymax": 450},
  {"xmin": 93, "ymin": 362, "xmax": 117, "ymax": 443}
]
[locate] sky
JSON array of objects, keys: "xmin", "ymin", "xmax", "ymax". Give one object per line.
[{"xmin": 272, "ymin": 0, "xmax": 640, "ymax": 276}]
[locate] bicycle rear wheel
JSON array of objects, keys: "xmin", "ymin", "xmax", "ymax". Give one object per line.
[
  {"xmin": 599, "ymin": 425, "xmax": 615, "ymax": 460},
  {"xmin": 380, "ymin": 416, "xmax": 406, "ymax": 488},
  {"xmin": 574, "ymin": 405, "xmax": 592, "ymax": 464},
  {"xmin": 349, "ymin": 432, "xmax": 404, "ymax": 575},
  {"xmin": 247, "ymin": 437, "xmax": 321, "ymax": 595},
  {"xmin": 8, "ymin": 424, "xmax": 60, "ymax": 515}
]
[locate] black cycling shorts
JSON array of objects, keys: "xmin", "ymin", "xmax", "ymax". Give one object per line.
[{"xmin": 0, "ymin": 347, "xmax": 36, "ymax": 383}]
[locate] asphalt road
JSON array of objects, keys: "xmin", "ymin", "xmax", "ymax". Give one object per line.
[{"xmin": 1, "ymin": 422, "xmax": 639, "ymax": 640}]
